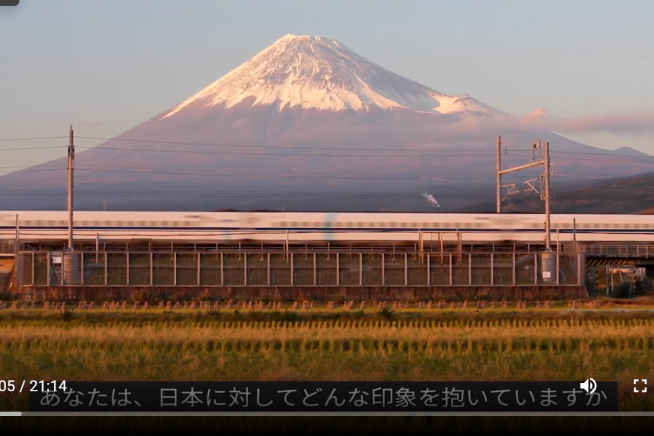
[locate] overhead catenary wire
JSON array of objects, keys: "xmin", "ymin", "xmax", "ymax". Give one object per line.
[
  {"xmin": 0, "ymin": 134, "xmax": 653, "ymax": 160},
  {"xmin": 0, "ymin": 133, "xmax": 650, "ymax": 156}
]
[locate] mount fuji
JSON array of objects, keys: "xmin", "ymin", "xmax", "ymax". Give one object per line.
[{"xmin": 1, "ymin": 34, "xmax": 650, "ymax": 211}]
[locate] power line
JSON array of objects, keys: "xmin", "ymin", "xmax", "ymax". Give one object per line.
[
  {"xmin": 74, "ymin": 135, "xmax": 654, "ymax": 158},
  {"xmin": 0, "ymin": 136, "xmax": 67, "ymax": 142},
  {"xmin": 68, "ymin": 146, "xmax": 654, "ymax": 165},
  {"xmin": 1, "ymin": 134, "xmax": 652, "ymax": 161},
  {"xmin": 0, "ymin": 146, "xmax": 68, "ymax": 151}
]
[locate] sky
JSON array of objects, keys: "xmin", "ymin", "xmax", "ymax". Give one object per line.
[{"xmin": 1, "ymin": 0, "xmax": 653, "ymax": 172}]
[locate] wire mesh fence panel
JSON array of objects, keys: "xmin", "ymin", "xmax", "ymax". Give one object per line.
[
  {"xmin": 471, "ymin": 253, "xmax": 491, "ymax": 286},
  {"xmin": 152, "ymin": 253, "xmax": 174, "ymax": 286},
  {"xmin": 515, "ymin": 254, "xmax": 536, "ymax": 285},
  {"xmin": 128, "ymin": 253, "xmax": 151, "ymax": 286},
  {"xmin": 362, "ymin": 253, "xmax": 383, "ymax": 286},
  {"xmin": 19, "ymin": 252, "xmax": 33, "ymax": 286},
  {"xmin": 339, "ymin": 253, "xmax": 360, "ymax": 286},
  {"xmin": 407, "ymin": 254, "xmax": 428, "ymax": 286},
  {"xmin": 293, "ymin": 253, "xmax": 315, "ymax": 286},
  {"xmin": 492, "ymin": 253, "xmax": 513, "ymax": 286},
  {"xmin": 452, "ymin": 254, "xmax": 470, "ymax": 286},
  {"xmin": 82, "ymin": 252, "xmax": 105, "ymax": 286},
  {"xmin": 316, "ymin": 253, "xmax": 337, "ymax": 286},
  {"xmin": 246, "ymin": 253, "xmax": 268, "ymax": 286},
  {"xmin": 0, "ymin": 242, "xmax": 13, "ymax": 254},
  {"xmin": 106, "ymin": 253, "xmax": 127, "ymax": 286},
  {"xmin": 384, "ymin": 253, "xmax": 406, "ymax": 286},
  {"xmin": 176, "ymin": 253, "xmax": 198, "ymax": 286},
  {"xmin": 559, "ymin": 254, "xmax": 580, "ymax": 285},
  {"xmin": 429, "ymin": 254, "xmax": 451, "ymax": 286},
  {"xmin": 223, "ymin": 253, "xmax": 245, "ymax": 286},
  {"xmin": 199, "ymin": 253, "xmax": 221, "ymax": 286},
  {"xmin": 270, "ymin": 254, "xmax": 291, "ymax": 286},
  {"xmin": 34, "ymin": 252, "xmax": 49, "ymax": 286}
]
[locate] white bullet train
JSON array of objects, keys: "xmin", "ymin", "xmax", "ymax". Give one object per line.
[{"xmin": 0, "ymin": 211, "xmax": 653, "ymax": 244}]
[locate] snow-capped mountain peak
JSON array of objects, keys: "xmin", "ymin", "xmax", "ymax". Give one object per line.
[{"xmin": 162, "ymin": 34, "xmax": 501, "ymax": 118}]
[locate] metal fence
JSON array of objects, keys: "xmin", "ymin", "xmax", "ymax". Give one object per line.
[
  {"xmin": 0, "ymin": 242, "xmax": 14, "ymax": 255},
  {"xmin": 584, "ymin": 245, "xmax": 654, "ymax": 257},
  {"xmin": 15, "ymin": 250, "xmax": 584, "ymax": 288}
]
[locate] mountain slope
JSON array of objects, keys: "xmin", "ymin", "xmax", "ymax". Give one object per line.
[
  {"xmin": 163, "ymin": 34, "xmax": 501, "ymax": 117},
  {"xmin": 0, "ymin": 34, "xmax": 651, "ymax": 211}
]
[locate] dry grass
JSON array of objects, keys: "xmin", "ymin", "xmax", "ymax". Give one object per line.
[{"xmin": 1, "ymin": 307, "xmax": 654, "ymax": 416}]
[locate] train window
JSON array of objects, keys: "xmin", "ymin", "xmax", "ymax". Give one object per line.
[{"xmin": 36, "ymin": 220, "xmax": 43, "ymax": 226}]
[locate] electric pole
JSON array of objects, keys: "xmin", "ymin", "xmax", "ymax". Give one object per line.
[
  {"xmin": 543, "ymin": 141, "xmax": 551, "ymax": 251},
  {"xmin": 496, "ymin": 138, "xmax": 552, "ymax": 249},
  {"xmin": 496, "ymin": 135, "xmax": 501, "ymax": 213},
  {"xmin": 67, "ymin": 125, "xmax": 75, "ymax": 251}
]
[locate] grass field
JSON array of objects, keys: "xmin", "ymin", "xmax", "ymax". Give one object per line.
[{"xmin": 1, "ymin": 298, "xmax": 654, "ymax": 432}]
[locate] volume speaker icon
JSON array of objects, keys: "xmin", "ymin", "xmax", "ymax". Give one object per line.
[{"xmin": 580, "ymin": 378, "xmax": 597, "ymax": 394}]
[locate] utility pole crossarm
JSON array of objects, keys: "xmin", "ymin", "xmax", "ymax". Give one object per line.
[{"xmin": 498, "ymin": 160, "xmax": 545, "ymax": 175}]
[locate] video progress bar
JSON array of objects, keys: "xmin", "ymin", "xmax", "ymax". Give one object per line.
[{"xmin": 9, "ymin": 412, "xmax": 654, "ymax": 417}]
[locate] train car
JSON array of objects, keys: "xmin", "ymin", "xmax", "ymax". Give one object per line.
[{"xmin": 0, "ymin": 211, "xmax": 652, "ymax": 243}]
